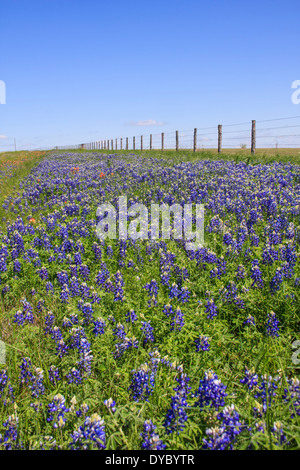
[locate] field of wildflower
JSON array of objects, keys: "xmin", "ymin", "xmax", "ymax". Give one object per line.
[{"xmin": 0, "ymin": 150, "xmax": 299, "ymax": 450}]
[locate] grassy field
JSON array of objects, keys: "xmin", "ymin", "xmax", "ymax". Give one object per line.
[{"xmin": 0, "ymin": 148, "xmax": 299, "ymax": 450}]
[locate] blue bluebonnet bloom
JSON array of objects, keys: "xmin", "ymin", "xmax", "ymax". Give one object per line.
[
  {"xmin": 244, "ymin": 315, "xmax": 256, "ymax": 326},
  {"xmin": 141, "ymin": 420, "xmax": 166, "ymax": 450},
  {"xmin": 0, "ymin": 414, "xmax": 20, "ymax": 450},
  {"xmin": 143, "ymin": 279, "xmax": 158, "ymax": 306},
  {"xmin": 205, "ymin": 299, "xmax": 218, "ymax": 320},
  {"xmin": 140, "ymin": 321, "xmax": 154, "ymax": 345},
  {"xmin": 129, "ymin": 362, "xmax": 156, "ymax": 402},
  {"xmin": 169, "ymin": 282, "xmax": 180, "ymax": 299},
  {"xmin": 270, "ymin": 266, "xmax": 284, "ymax": 293},
  {"xmin": 164, "ymin": 373, "xmax": 191, "ymax": 434},
  {"xmin": 253, "ymin": 374, "xmax": 279, "ymax": 415},
  {"xmin": 266, "ymin": 311, "xmax": 280, "ymax": 337},
  {"xmin": 195, "ymin": 335, "xmax": 210, "ymax": 352},
  {"xmin": 125, "ymin": 309, "xmax": 137, "ymax": 323},
  {"xmin": 48, "ymin": 365, "xmax": 61, "ymax": 384},
  {"xmin": 271, "ymin": 421, "xmax": 287, "ymax": 446},
  {"xmin": 47, "ymin": 394, "xmax": 69, "ymax": 428},
  {"xmin": 240, "ymin": 368, "xmax": 258, "ymax": 390},
  {"xmin": 170, "ymin": 307, "xmax": 184, "ymax": 332},
  {"xmin": 69, "ymin": 413, "xmax": 106, "ymax": 450},
  {"xmin": 203, "ymin": 404, "xmax": 243, "ymax": 450},
  {"xmin": 194, "ymin": 370, "xmax": 227, "ymax": 410},
  {"xmin": 250, "ymin": 261, "xmax": 264, "ymax": 288},
  {"xmin": 282, "ymin": 377, "xmax": 300, "ymax": 418},
  {"xmin": 103, "ymin": 398, "xmax": 116, "ymax": 413},
  {"xmin": 92, "ymin": 317, "xmax": 106, "ymax": 336}
]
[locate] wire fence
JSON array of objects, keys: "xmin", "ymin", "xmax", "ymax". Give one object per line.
[{"xmin": 4, "ymin": 115, "xmax": 300, "ymax": 153}]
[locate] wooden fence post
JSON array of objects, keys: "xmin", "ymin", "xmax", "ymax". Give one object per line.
[
  {"xmin": 133, "ymin": 136, "xmax": 135, "ymax": 150},
  {"xmin": 115, "ymin": 138, "xmax": 117, "ymax": 150},
  {"xmin": 251, "ymin": 120, "xmax": 256, "ymax": 154},
  {"xmin": 176, "ymin": 130, "xmax": 179, "ymax": 151},
  {"xmin": 161, "ymin": 132, "xmax": 164, "ymax": 152},
  {"xmin": 193, "ymin": 128, "xmax": 197, "ymax": 152},
  {"xmin": 107, "ymin": 140, "xmax": 109, "ymax": 150},
  {"xmin": 111, "ymin": 139, "xmax": 113, "ymax": 150},
  {"xmin": 218, "ymin": 125, "xmax": 222, "ymax": 153},
  {"xmin": 150, "ymin": 134, "xmax": 152, "ymax": 150},
  {"xmin": 141, "ymin": 135, "xmax": 143, "ymax": 151},
  {"xmin": 120, "ymin": 138, "xmax": 122, "ymax": 150}
]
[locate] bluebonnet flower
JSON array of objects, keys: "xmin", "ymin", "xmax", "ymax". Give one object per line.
[
  {"xmin": 92, "ymin": 242, "xmax": 102, "ymax": 261},
  {"xmin": 70, "ymin": 277, "xmax": 81, "ymax": 297},
  {"xmin": 169, "ymin": 282, "xmax": 180, "ymax": 299},
  {"xmin": 80, "ymin": 282, "xmax": 90, "ymax": 299},
  {"xmin": 266, "ymin": 311, "xmax": 280, "ymax": 337},
  {"xmin": 240, "ymin": 368, "xmax": 258, "ymax": 390},
  {"xmin": 271, "ymin": 421, "xmax": 287, "ymax": 446},
  {"xmin": 0, "ymin": 414, "xmax": 20, "ymax": 450},
  {"xmin": 13, "ymin": 259, "xmax": 21, "ymax": 273},
  {"xmin": 125, "ymin": 309, "xmax": 138, "ymax": 323},
  {"xmin": 143, "ymin": 279, "xmax": 158, "ymax": 306},
  {"xmin": 0, "ymin": 370, "xmax": 14, "ymax": 404},
  {"xmin": 194, "ymin": 370, "xmax": 227, "ymax": 410},
  {"xmin": 60, "ymin": 284, "xmax": 70, "ymax": 304},
  {"xmin": 141, "ymin": 420, "xmax": 166, "ymax": 450},
  {"xmin": 244, "ymin": 314, "xmax": 256, "ymax": 326},
  {"xmin": 164, "ymin": 373, "xmax": 191, "ymax": 434},
  {"xmin": 203, "ymin": 404, "xmax": 243, "ymax": 450},
  {"xmin": 37, "ymin": 266, "xmax": 48, "ymax": 280},
  {"xmin": 282, "ymin": 377, "xmax": 300, "ymax": 418},
  {"xmin": 57, "ymin": 270, "xmax": 69, "ymax": 286},
  {"xmin": 14, "ymin": 298, "xmax": 34, "ymax": 326},
  {"xmin": 66, "ymin": 368, "xmax": 82, "ymax": 385},
  {"xmin": 195, "ymin": 335, "xmax": 210, "ymax": 352},
  {"xmin": 74, "ymin": 252, "xmax": 82, "ymax": 265},
  {"xmin": 29, "ymin": 367, "xmax": 45, "ymax": 398},
  {"xmin": 114, "ymin": 336, "xmax": 138, "ymax": 359},
  {"xmin": 129, "ymin": 363, "xmax": 155, "ymax": 402},
  {"xmin": 270, "ymin": 268, "xmax": 284, "ymax": 293},
  {"xmin": 47, "ymin": 394, "xmax": 69, "ymax": 429},
  {"xmin": 112, "ymin": 323, "xmax": 126, "ymax": 341},
  {"xmin": 250, "ymin": 261, "xmax": 264, "ymax": 288},
  {"xmin": 140, "ymin": 321, "xmax": 154, "ymax": 345},
  {"xmin": 79, "ymin": 264, "xmax": 90, "ymax": 281},
  {"xmin": 170, "ymin": 307, "xmax": 184, "ymax": 332},
  {"xmin": 44, "ymin": 311, "xmax": 55, "ymax": 335},
  {"xmin": 81, "ymin": 302, "xmax": 94, "ymax": 325},
  {"xmin": 48, "ymin": 365, "xmax": 61, "ymax": 384},
  {"xmin": 45, "ymin": 281, "xmax": 54, "ymax": 295},
  {"xmin": 95, "ymin": 263, "xmax": 110, "ymax": 287},
  {"xmin": 205, "ymin": 299, "xmax": 218, "ymax": 320},
  {"xmin": 163, "ymin": 304, "xmax": 174, "ymax": 318},
  {"xmin": 179, "ymin": 286, "xmax": 190, "ymax": 303},
  {"xmin": 19, "ymin": 357, "xmax": 33, "ymax": 388},
  {"xmin": 253, "ymin": 374, "xmax": 279, "ymax": 415},
  {"xmin": 92, "ymin": 317, "xmax": 106, "ymax": 336},
  {"xmin": 103, "ymin": 398, "xmax": 116, "ymax": 413},
  {"xmin": 106, "ymin": 245, "xmax": 113, "ymax": 258},
  {"xmin": 69, "ymin": 413, "xmax": 106, "ymax": 450},
  {"xmin": 113, "ymin": 271, "xmax": 124, "ymax": 302}
]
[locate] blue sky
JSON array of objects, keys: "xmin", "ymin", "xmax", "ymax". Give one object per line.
[{"xmin": 0, "ymin": 0, "xmax": 300, "ymax": 151}]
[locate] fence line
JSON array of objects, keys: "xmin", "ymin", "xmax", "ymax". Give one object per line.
[{"xmin": 24, "ymin": 115, "xmax": 300, "ymax": 153}]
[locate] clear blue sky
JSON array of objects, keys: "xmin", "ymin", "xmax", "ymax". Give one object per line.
[{"xmin": 0, "ymin": 0, "xmax": 300, "ymax": 151}]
